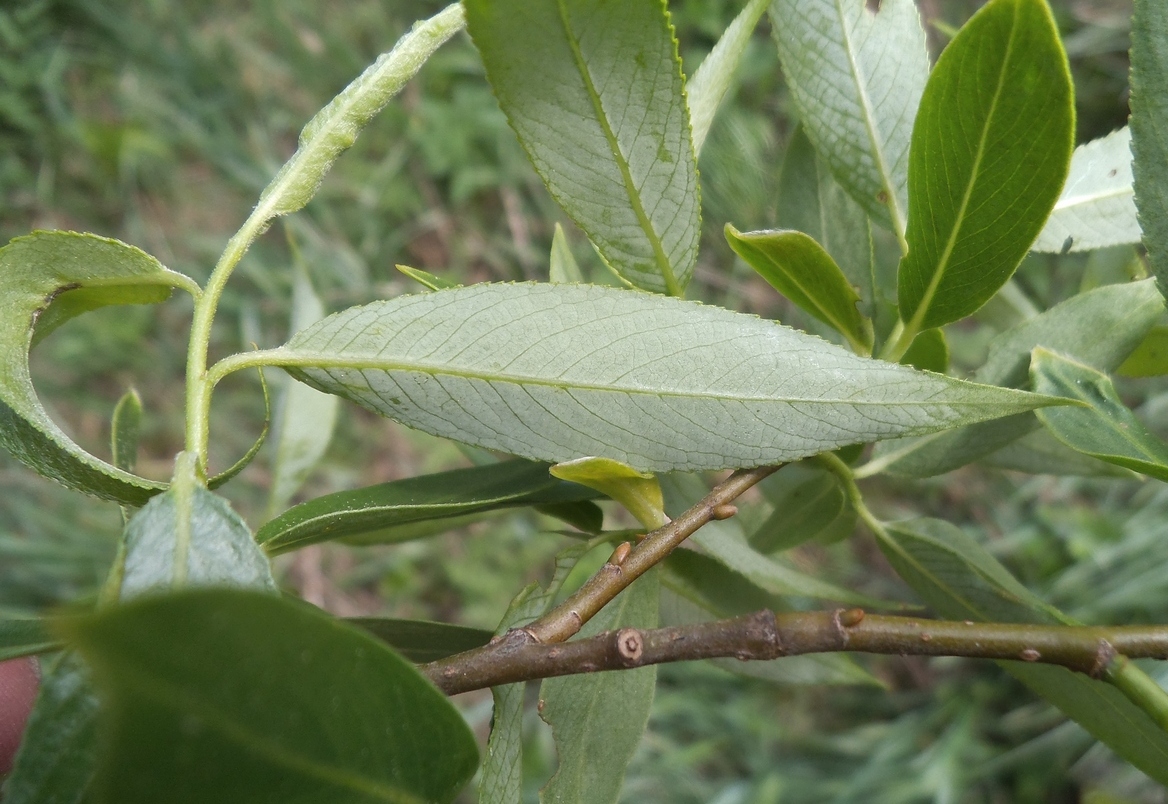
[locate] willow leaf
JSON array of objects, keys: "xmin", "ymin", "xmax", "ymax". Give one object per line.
[
  {"xmin": 258, "ymin": 283, "xmax": 1057, "ymax": 473},
  {"xmin": 0, "ymin": 231, "xmax": 195, "ymax": 504},
  {"xmin": 770, "ymin": 0, "xmax": 928, "ymax": 234},
  {"xmin": 1131, "ymin": 0, "xmax": 1168, "ymax": 299},
  {"xmin": 1033, "ymin": 127, "xmax": 1141, "ymax": 253},
  {"xmin": 898, "ymin": 0, "xmax": 1074, "ymax": 331},
  {"xmin": 464, "ymin": 0, "xmax": 700, "ymax": 295}
]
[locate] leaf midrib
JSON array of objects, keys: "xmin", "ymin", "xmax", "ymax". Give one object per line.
[
  {"xmin": 276, "ymin": 350, "xmax": 1025, "ymax": 408},
  {"xmin": 554, "ymin": 0, "xmax": 681, "ymax": 296},
  {"xmin": 1053, "ymin": 184, "xmax": 1134, "ymax": 211},
  {"xmin": 905, "ymin": 0, "xmax": 1021, "ymax": 335},
  {"xmin": 833, "ymin": 0, "xmax": 908, "ymax": 239}
]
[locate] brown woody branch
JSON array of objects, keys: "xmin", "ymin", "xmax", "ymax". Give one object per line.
[{"xmin": 422, "ymin": 608, "xmax": 1168, "ymax": 696}]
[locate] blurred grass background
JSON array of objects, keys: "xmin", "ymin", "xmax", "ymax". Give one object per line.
[{"xmin": 2, "ymin": 0, "xmax": 1165, "ymax": 800}]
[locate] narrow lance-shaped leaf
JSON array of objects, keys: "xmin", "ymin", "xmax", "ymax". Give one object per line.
[
  {"xmin": 900, "ymin": 328, "xmax": 948, "ymax": 374},
  {"xmin": 1031, "ymin": 348, "xmax": 1168, "ymax": 482},
  {"xmin": 726, "ymin": 225, "xmax": 873, "ymax": 354},
  {"xmin": 748, "ymin": 464, "xmax": 854, "ymax": 554},
  {"xmin": 897, "ymin": 0, "xmax": 1074, "ymax": 333},
  {"xmin": 687, "ymin": 0, "xmax": 769, "ymax": 157},
  {"xmin": 1131, "ymin": 0, "xmax": 1168, "ymax": 299},
  {"xmin": 4, "ymin": 653, "xmax": 100, "ymax": 804},
  {"xmin": 540, "ymin": 569, "xmax": 659, "ymax": 804},
  {"xmin": 110, "ymin": 389, "xmax": 142, "ymax": 474},
  {"xmin": 256, "ymin": 3, "xmax": 465, "ymax": 220},
  {"xmin": 267, "ymin": 268, "xmax": 338, "ymax": 515},
  {"xmin": 879, "ymin": 518, "xmax": 1168, "ymax": 785},
  {"xmin": 770, "ymin": 0, "xmax": 929, "ymax": 235},
  {"xmin": 861, "ymin": 279, "xmax": 1163, "ymax": 478},
  {"xmin": 0, "ymin": 618, "xmax": 57, "ymax": 661},
  {"xmin": 481, "ymin": 544, "xmax": 589, "ymax": 804},
  {"xmin": 1033, "ymin": 127, "xmax": 1142, "ymax": 253},
  {"xmin": 397, "ymin": 263, "xmax": 460, "ymax": 291},
  {"xmin": 344, "ymin": 618, "xmax": 492, "ymax": 663},
  {"xmin": 60, "ymin": 589, "xmax": 480, "ymax": 804},
  {"xmin": 257, "ymin": 459, "xmax": 599, "ymax": 555},
  {"xmin": 0, "ymin": 231, "xmax": 196, "ymax": 504},
  {"xmin": 464, "ymin": 0, "xmax": 700, "ymax": 295},
  {"xmin": 257, "ymin": 283, "xmax": 1058, "ymax": 474}
]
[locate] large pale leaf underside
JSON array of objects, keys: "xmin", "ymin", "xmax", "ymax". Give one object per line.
[
  {"xmin": 464, "ymin": 0, "xmax": 700, "ymax": 294},
  {"xmin": 275, "ymin": 283, "xmax": 1054, "ymax": 473},
  {"xmin": 771, "ymin": 0, "xmax": 928, "ymax": 232}
]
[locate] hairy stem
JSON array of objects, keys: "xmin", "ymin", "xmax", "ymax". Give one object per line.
[{"xmin": 423, "ymin": 608, "xmax": 1168, "ymax": 696}]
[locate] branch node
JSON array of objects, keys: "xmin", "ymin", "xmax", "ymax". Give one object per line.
[
  {"xmin": 1091, "ymin": 639, "xmax": 1118, "ymax": 679},
  {"xmin": 838, "ymin": 608, "xmax": 865, "ymax": 628},
  {"xmin": 615, "ymin": 628, "xmax": 644, "ymax": 665},
  {"xmin": 831, "ymin": 608, "xmax": 849, "ymax": 647},
  {"xmin": 711, "ymin": 504, "xmax": 738, "ymax": 520},
  {"xmin": 1019, "ymin": 648, "xmax": 1040, "ymax": 662},
  {"xmin": 608, "ymin": 541, "xmax": 632, "ymax": 566}
]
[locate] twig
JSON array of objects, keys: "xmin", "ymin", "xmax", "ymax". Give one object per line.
[
  {"xmin": 523, "ymin": 465, "xmax": 781, "ymax": 644},
  {"xmin": 423, "ymin": 609, "xmax": 1168, "ymax": 696}
]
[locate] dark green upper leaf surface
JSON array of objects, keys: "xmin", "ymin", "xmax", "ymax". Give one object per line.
[
  {"xmin": 0, "ymin": 617, "xmax": 57, "ymax": 661},
  {"xmin": 345, "ymin": 618, "xmax": 492, "ymax": 663},
  {"xmin": 61, "ymin": 589, "xmax": 479, "ymax": 804},
  {"xmin": 0, "ymin": 231, "xmax": 194, "ymax": 504},
  {"xmin": 725, "ymin": 225, "xmax": 873, "ymax": 354},
  {"xmin": 1131, "ymin": 0, "xmax": 1168, "ymax": 299},
  {"xmin": 880, "ymin": 518, "xmax": 1168, "ymax": 784},
  {"xmin": 1032, "ymin": 348, "xmax": 1168, "ymax": 481},
  {"xmin": 258, "ymin": 460, "xmax": 597, "ymax": 554},
  {"xmin": 771, "ymin": 0, "xmax": 929, "ymax": 233},
  {"xmin": 464, "ymin": 0, "xmax": 699, "ymax": 295},
  {"xmin": 275, "ymin": 283, "xmax": 1056, "ymax": 473},
  {"xmin": 897, "ymin": 0, "xmax": 1074, "ymax": 331}
]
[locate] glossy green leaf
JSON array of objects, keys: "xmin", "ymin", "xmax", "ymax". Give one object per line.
[
  {"xmin": 1031, "ymin": 348, "xmax": 1168, "ymax": 481},
  {"xmin": 120, "ymin": 458, "xmax": 275, "ymax": 597},
  {"xmin": 257, "ymin": 460, "xmax": 598, "ymax": 555},
  {"xmin": 748, "ymin": 464, "xmax": 854, "ymax": 553},
  {"xmin": 687, "ymin": 0, "xmax": 768, "ymax": 156},
  {"xmin": 725, "ymin": 225, "xmax": 873, "ymax": 354},
  {"xmin": 980, "ymin": 428, "xmax": 1137, "ymax": 478},
  {"xmin": 900, "ymin": 328, "xmax": 948, "ymax": 374},
  {"xmin": 4, "ymin": 653, "xmax": 100, "ymax": 804},
  {"xmin": 1119, "ymin": 326, "xmax": 1168, "ymax": 377},
  {"xmin": 897, "ymin": 0, "xmax": 1074, "ymax": 332},
  {"xmin": 540, "ymin": 569, "xmax": 659, "ymax": 804},
  {"xmin": 268, "ymin": 268, "xmax": 339, "ymax": 515},
  {"xmin": 464, "ymin": 0, "xmax": 700, "ymax": 295},
  {"xmin": 0, "ymin": 618, "xmax": 57, "ymax": 661},
  {"xmin": 880, "ymin": 518, "xmax": 1168, "ymax": 784},
  {"xmin": 0, "ymin": 231, "xmax": 196, "ymax": 504},
  {"xmin": 548, "ymin": 223, "xmax": 585, "ymax": 284},
  {"xmin": 61, "ymin": 589, "xmax": 479, "ymax": 804},
  {"xmin": 482, "ymin": 545, "xmax": 590, "ymax": 804},
  {"xmin": 770, "ymin": 0, "xmax": 928, "ymax": 234},
  {"xmin": 1131, "ymin": 0, "xmax": 1168, "ymax": 299},
  {"xmin": 776, "ymin": 127, "xmax": 876, "ymax": 319},
  {"xmin": 396, "ymin": 264, "xmax": 460, "ymax": 291},
  {"xmin": 550, "ymin": 457, "xmax": 665, "ymax": 529},
  {"xmin": 269, "ymin": 283, "xmax": 1057, "ymax": 474},
  {"xmin": 1032, "ymin": 127, "xmax": 1141, "ymax": 253},
  {"xmin": 535, "ymin": 500, "xmax": 605, "ymax": 534},
  {"xmin": 345, "ymin": 618, "xmax": 491, "ymax": 663},
  {"xmin": 861, "ymin": 280, "xmax": 1164, "ymax": 478},
  {"xmin": 256, "ymin": 3, "xmax": 464, "ymax": 220}
]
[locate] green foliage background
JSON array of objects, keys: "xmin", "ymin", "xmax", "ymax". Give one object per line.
[{"xmin": 2, "ymin": 0, "xmax": 1164, "ymax": 800}]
